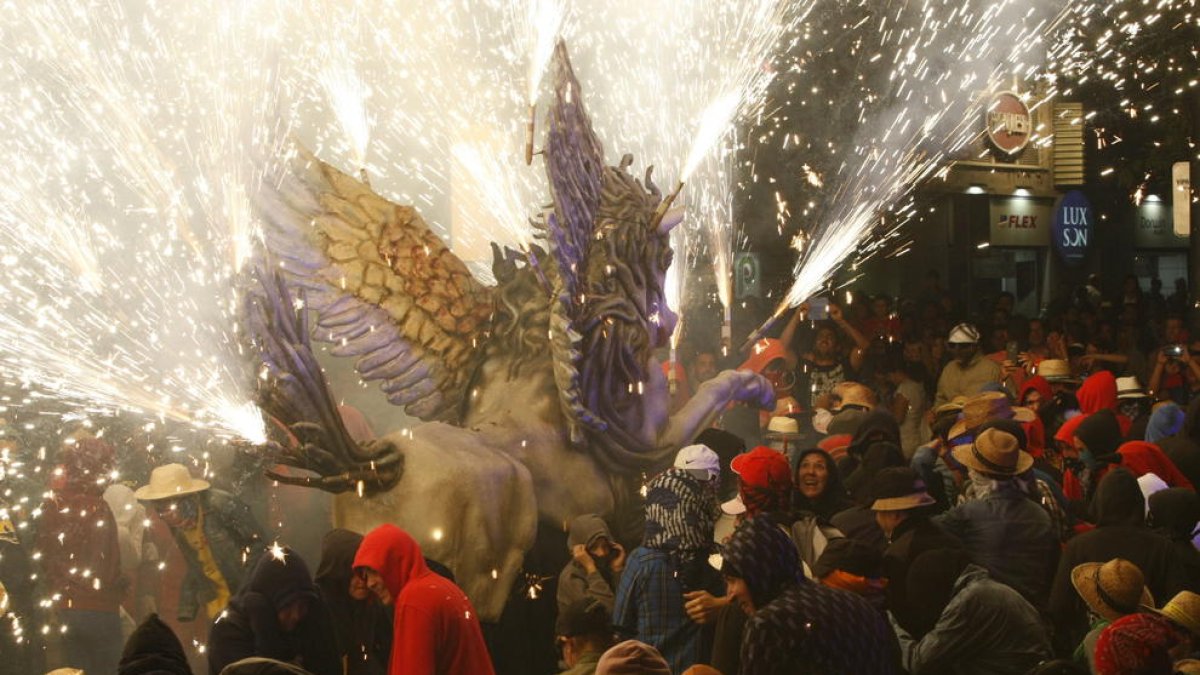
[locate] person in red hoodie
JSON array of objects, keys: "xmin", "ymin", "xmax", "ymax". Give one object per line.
[
  {"xmin": 37, "ymin": 438, "xmax": 125, "ymax": 674},
  {"xmin": 353, "ymin": 524, "xmax": 494, "ymax": 675},
  {"xmin": 1075, "ymin": 371, "xmax": 1132, "ymax": 437}
]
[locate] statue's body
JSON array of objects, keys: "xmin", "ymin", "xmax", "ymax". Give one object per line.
[{"xmin": 252, "ymin": 43, "xmax": 772, "ymax": 620}]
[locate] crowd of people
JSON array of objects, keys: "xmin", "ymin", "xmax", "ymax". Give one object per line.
[{"xmin": 2, "ymin": 271, "xmax": 1199, "ymax": 674}]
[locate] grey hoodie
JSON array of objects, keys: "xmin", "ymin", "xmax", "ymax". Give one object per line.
[{"xmin": 557, "ymin": 514, "xmax": 622, "ymax": 619}]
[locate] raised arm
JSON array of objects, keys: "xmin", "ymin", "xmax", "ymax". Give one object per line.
[{"xmin": 829, "ymin": 303, "xmax": 870, "ymax": 370}]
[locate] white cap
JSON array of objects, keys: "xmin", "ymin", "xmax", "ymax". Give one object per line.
[
  {"xmin": 674, "ymin": 444, "xmax": 720, "ymax": 481},
  {"xmin": 948, "ymin": 323, "xmax": 981, "ymax": 344},
  {"xmin": 721, "ymin": 495, "xmax": 747, "ymax": 515}
]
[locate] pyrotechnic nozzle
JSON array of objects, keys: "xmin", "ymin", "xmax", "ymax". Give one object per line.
[
  {"xmin": 650, "ymin": 181, "xmax": 685, "ymax": 232},
  {"xmin": 738, "ymin": 310, "xmax": 784, "ymax": 354},
  {"xmin": 524, "ymin": 105, "xmax": 537, "ymax": 166}
]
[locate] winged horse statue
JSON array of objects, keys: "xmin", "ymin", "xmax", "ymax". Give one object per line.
[{"xmin": 248, "ymin": 42, "xmax": 774, "ymax": 620}]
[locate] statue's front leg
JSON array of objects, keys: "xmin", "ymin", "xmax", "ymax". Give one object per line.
[{"xmin": 658, "ymin": 369, "xmax": 774, "ymax": 450}]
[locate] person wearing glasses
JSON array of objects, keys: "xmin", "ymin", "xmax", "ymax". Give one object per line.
[
  {"xmin": 135, "ymin": 463, "xmax": 267, "ymax": 624},
  {"xmin": 934, "ymin": 323, "xmax": 1001, "ymax": 407}
]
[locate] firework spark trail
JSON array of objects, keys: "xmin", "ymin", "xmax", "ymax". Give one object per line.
[
  {"xmin": 776, "ymin": 0, "xmax": 1072, "ymax": 317},
  {"xmin": 0, "ymin": 0, "xmax": 283, "ymax": 442}
]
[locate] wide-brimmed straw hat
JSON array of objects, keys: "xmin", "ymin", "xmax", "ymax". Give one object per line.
[
  {"xmin": 1156, "ymin": 591, "xmax": 1200, "ymax": 638},
  {"xmin": 1037, "ymin": 359, "xmax": 1079, "ymax": 384},
  {"xmin": 134, "ymin": 463, "xmax": 211, "ymax": 501},
  {"xmin": 870, "ymin": 467, "xmax": 936, "ymax": 512},
  {"xmin": 948, "ymin": 391, "xmax": 1035, "ymax": 440},
  {"xmin": 932, "ymin": 396, "xmax": 967, "ymax": 417},
  {"xmin": 1071, "ymin": 558, "xmax": 1154, "ymax": 622},
  {"xmin": 1116, "ymin": 376, "xmax": 1149, "ymax": 400},
  {"xmin": 952, "ymin": 426, "xmax": 1034, "ymax": 476}
]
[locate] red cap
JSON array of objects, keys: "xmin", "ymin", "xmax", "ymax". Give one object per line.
[{"xmin": 730, "ymin": 446, "xmax": 793, "ymax": 490}]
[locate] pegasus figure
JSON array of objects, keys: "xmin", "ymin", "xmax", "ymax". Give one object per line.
[{"xmin": 249, "ymin": 42, "xmax": 773, "ymax": 620}]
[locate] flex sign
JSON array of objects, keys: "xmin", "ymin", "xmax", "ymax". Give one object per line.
[
  {"xmin": 989, "ymin": 197, "xmax": 1052, "ymax": 246},
  {"xmin": 1053, "ymin": 190, "xmax": 1093, "ymax": 265}
]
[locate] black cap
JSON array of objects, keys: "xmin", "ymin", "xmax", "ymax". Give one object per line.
[{"xmin": 555, "ymin": 599, "xmax": 611, "ymax": 638}]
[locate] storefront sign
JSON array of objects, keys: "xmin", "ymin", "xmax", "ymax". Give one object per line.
[
  {"xmin": 1053, "ymin": 190, "xmax": 1093, "ymax": 265},
  {"xmin": 985, "ymin": 92, "xmax": 1032, "ymax": 156},
  {"xmin": 1174, "ymin": 161, "xmax": 1191, "ymax": 237},
  {"xmin": 1134, "ymin": 200, "xmax": 1187, "ymax": 249},
  {"xmin": 734, "ymin": 252, "xmax": 761, "ymax": 299},
  {"xmin": 988, "ymin": 197, "xmax": 1052, "ymax": 246}
]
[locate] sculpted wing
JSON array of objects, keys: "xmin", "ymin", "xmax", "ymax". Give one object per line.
[{"xmin": 258, "ymin": 144, "xmax": 493, "ymax": 423}]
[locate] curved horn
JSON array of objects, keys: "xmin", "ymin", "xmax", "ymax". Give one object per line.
[{"xmin": 659, "ymin": 206, "xmax": 684, "ymax": 235}]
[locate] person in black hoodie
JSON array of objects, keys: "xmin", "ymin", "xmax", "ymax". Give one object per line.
[
  {"xmin": 830, "ymin": 443, "xmax": 907, "ymax": 553},
  {"xmin": 1148, "ymin": 488, "xmax": 1200, "ymax": 591},
  {"xmin": 313, "ymin": 529, "xmax": 392, "ymax": 675},
  {"xmin": 119, "ymin": 613, "xmax": 193, "ymax": 675},
  {"xmin": 837, "ymin": 411, "xmax": 902, "ymax": 479},
  {"xmin": 207, "ymin": 546, "xmax": 339, "ymax": 675},
  {"xmin": 1047, "ymin": 467, "xmax": 1191, "ymax": 655}
]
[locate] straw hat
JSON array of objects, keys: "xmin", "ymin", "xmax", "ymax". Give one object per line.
[
  {"xmin": 1157, "ymin": 591, "xmax": 1200, "ymax": 638},
  {"xmin": 766, "ymin": 416, "xmax": 800, "ymax": 436},
  {"xmin": 947, "ymin": 323, "xmax": 981, "ymax": 344},
  {"xmin": 1070, "ymin": 558, "xmax": 1154, "ymax": 622},
  {"xmin": 952, "ymin": 426, "xmax": 1034, "ymax": 476},
  {"xmin": 870, "ymin": 468, "xmax": 936, "ymax": 512},
  {"xmin": 834, "ymin": 382, "xmax": 875, "ymax": 411},
  {"xmin": 932, "ymin": 396, "xmax": 967, "ymax": 417},
  {"xmin": 1116, "ymin": 376, "xmax": 1149, "ymax": 400},
  {"xmin": 134, "ymin": 463, "xmax": 211, "ymax": 501},
  {"xmin": 948, "ymin": 391, "xmax": 1035, "ymax": 440},
  {"xmin": 1036, "ymin": 359, "xmax": 1079, "ymax": 384}
]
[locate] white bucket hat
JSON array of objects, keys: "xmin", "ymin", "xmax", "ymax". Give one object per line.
[{"xmin": 134, "ymin": 463, "xmax": 211, "ymax": 501}]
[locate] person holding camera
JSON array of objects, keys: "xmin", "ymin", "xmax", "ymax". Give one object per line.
[{"xmin": 1149, "ymin": 341, "xmax": 1200, "ymax": 405}]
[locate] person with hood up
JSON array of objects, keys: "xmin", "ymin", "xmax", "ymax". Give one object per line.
[
  {"xmin": 894, "ymin": 547, "xmax": 1052, "ymax": 674},
  {"xmin": 721, "ymin": 515, "xmax": 899, "ymax": 674},
  {"xmin": 831, "ymin": 440, "xmax": 906, "ymax": 553},
  {"xmin": 1049, "ymin": 468, "xmax": 1191, "ymax": 655},
  {"xmin": 206, "ymin": 546, "xmax": 339, "ymax": 675},
  {"xmin": 352, "ymin": 524, "xmax": 493, "ymax": 675},
  {"xmin": 1063, "ymin": 409, "xmax": 1193, "ymax": 509},
  {"xmin": 936, "ymin": 421, "xmax": 1059, "ymax": 608},
  {"xmin": 612, "ymin": 465, "xmax": 723, "ymax": 673},
  {"xmin": 37, "ymin": 438, "xmax": 125, "ymax": 675},
  {"xmin": 313, "ymin": 529, "xmax": 392, "ymax": 675},
  {"xmin": 837, "ymin": 409, "xmax": 902, "ymax": 479},
  {"xmin": 1146, "ymin": 401, "xmax": 1186, "ymax": 444},
  {"xmin": 1067, "ymin": 558, "xmax": 1155, "ymax": 672},
  {"xmin": 558, "ymin": 514, "xmax": 626, "ymax": 620},
  {"xmin": 871, "ymin": 468, "xmax": 962, "ymax": 638},
  {"xmin": 791, "ymin": 447, "xmax": 854, "ymax": 521},
  {"xmin": 118, "ymin": 613, "xmax": 193, "ymax": 675},
  {"xmin": 1076, "ymin": 371, "xmax": 1133, "ymax": 436},
  {"xmin": 1158, "ymin": 397, "xmax": 1200, "ymax": 487},
  {"xmin": 1148, "ymin": 488, "xmax": 1200, "ymax": 588}
]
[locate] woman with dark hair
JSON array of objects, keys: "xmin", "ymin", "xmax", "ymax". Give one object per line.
[{"xmin": 791, "ymin": 448, "xmax": 853, "ymax": 521}]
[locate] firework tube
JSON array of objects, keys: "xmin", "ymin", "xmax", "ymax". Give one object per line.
[
  {"xmin": 650, "ymin": 180, "xmax": 684, "ymax": 231},
  {"xmin": 668, "ymin": 346, "xmax": 678, "ymax": 395},
  {"xmin": 721, "ymin": 305, "xmax": 733, "ymax": 355},
  {"xmin": 524, "ymin": 104, "xmax": 536, "ymax": 166},
  {"xmin": 739, "ymin": 304, "xmax": 788, "ymax": 353}
]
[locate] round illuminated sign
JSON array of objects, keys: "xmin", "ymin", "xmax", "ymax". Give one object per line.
[{"xmin": 985, "ymin": 92, "xmax": 1032, "ymax": 156}]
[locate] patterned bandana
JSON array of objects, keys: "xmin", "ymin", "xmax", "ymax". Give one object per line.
[
  {"xmin": 643, "ymin": 468, "xmax": 718, "ymax": 565},
  {"xmin": 722, "ymin": 515, "xmax": 804, "ymax": 609}
]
